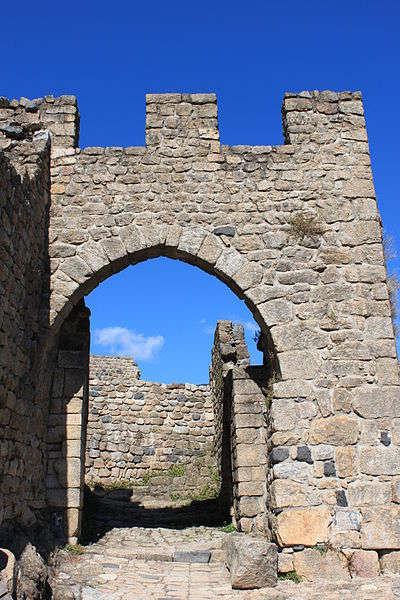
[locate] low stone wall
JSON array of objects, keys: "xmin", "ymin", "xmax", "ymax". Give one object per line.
[{"xmin": 85, "ymin": 356, "xmax": 217, "ymax": 499}]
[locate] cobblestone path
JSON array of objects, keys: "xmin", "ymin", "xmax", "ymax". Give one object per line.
[{"xmin": 51, "ymin": 526, "xmax": 400, "ymax": 600}]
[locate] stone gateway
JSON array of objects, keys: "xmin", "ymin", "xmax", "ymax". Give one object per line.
[{"xmin": 1, "ymin": 90, "xmax": 400, "ymax": 583}]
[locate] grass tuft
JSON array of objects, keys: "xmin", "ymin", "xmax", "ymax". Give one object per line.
[
  {"xmin": 312, "ymin": 544, "xmax": 328, "ymax": 556},
  {"xmin": 288, "ymin": 212, "xmax": 324, "ymax": 241},
  {"xmin": 278, "ymin": 570, "xmax": 302, "ymax": 583},
  {"xmin": 220, "ymin": 522, "xmax": 236, "ymax": 533},
  {"xmin": 64, "ymin": 544, "xmax": 85, "ymax": 556}
]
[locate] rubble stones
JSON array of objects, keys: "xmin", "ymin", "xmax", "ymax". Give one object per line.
[{"xmin": 223, "ymin": 534, "xmax": 277, "ymax": 589}]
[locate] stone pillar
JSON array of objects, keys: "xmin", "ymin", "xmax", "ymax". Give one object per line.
[
  {"xmin": 231, "ymin": 367, "xmax": 269, "ymax": 534},
  {"xmin": 46, "ymin": 301, "xmax": 90, "ymax": 543}
]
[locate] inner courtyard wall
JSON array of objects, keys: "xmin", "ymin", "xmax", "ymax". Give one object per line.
[{"xmin": 85, "ymin": 355, "xmax": 217, "ymax": 499}]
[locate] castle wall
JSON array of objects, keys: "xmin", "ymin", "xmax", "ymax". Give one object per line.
[
  {"xmin": 85, "ymin": 355, "xmax": 217, "ymax": 499},
  {"xmin": 0, "ymin": 90, "xmax": 399, "ymax": 555},
  {"xmin": 46, "ymin": 91, "xmax": 400, "ymax": 550},
  {"xmin": 0, "ymin": 126, "xmax": 51, "ymax": 538}
]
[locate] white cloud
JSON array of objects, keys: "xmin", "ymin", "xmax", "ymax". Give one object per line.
[
  {"xmin": 242, "ymin": 320, "xmax": 259, "ymax": 334},
  {"xmin": 93, "ymin": 327, "xmax": 164, "ymax": 361}
]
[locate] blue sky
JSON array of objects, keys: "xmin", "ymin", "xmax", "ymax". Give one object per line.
[{"xmin": 2, "ymin": 0, "xmax": 399, "ymax": 382}]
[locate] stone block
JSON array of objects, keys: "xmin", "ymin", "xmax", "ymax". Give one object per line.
[
  {"xmin": 348, "ymin": 549, "xmax": 380, "ymax": 578},
  {"xmin": 359, "ymin": 447, "xmax": 400, "ymax": 475},
  {"xmin": 173, "ymin": 550, "xmax": 210, "ymax": 563},
  {"xmin": 329, "ymin": 531, "xmax": 361, "ymax": 549},
  {"xmin": 270, "ymin": 479, "xmax": 318, "ymax": 508},
  {"xmin": 238, "ymin": 496, "xmax": 263, "ymax": 518},
  {"xmin": 292, "ymin": 548, "xmax": 350, "ymax": 582},
  {"xmin": 361, "ymin": 507, "xmax": 400, "ymax": 549},
  {"xmin": 335, "ymin": 446, "xmax": 357, "ymax": 477},
  {"xmin": 277, "ymin": 552, "xmax": 293, "ymax": 574},
  {"xmin": 275, "ymin": 507, "xmax": 331, "ymax": 546},
  {"xmin": 352, "ymin": 385, "xmax": 400, "ymax": 418},
  {"xmin": 380, "ymin": 550, "xmax": 400, "ymax": 574},
  {"xmin": 270, "ymin": 447, "xmax": 289, "ymax": 464},
  {"xmin": 347, "ymin": 481, "xmax": 391, "ymax": 506},
  {"xmin": 223, "ymin": 534, "xmax": 277, "ymax": 589},
  {"xmin": 331, "ymin": 508, "xmax": 362, "ymax": 533},
  {"xmin": 278, "ymin": 350, "xmax": 322, "ymax": 380},
  {"xmin": 309, "ymin": 416, "xmax": 359, "ymax": 445}
]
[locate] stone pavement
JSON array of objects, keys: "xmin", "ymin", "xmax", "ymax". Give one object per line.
[{"xmin": 51, "ymin": 526, "xmax": 400, "ymax": 600}]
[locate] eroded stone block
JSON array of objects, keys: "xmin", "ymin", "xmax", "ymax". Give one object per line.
[
  {"xmin": 223, "ymin": 534, "xmax": 277, "ymax": 589},
  {"xmin": 275, "ymin": 507, "xmax": 331, "ymax": 546}
]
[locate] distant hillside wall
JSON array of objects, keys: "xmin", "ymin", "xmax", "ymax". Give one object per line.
[{"xmin": 85, "ymin": 356, "xmax": 217, "ymax": 498}]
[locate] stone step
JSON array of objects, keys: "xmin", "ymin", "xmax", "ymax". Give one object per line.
[
  {"xmin": 173, "ymin": 550, "xmax": 211, "ymax": 563},
  {"xmin": 85, "ymin": 546, "xmax": 220, "ymax": 564}
]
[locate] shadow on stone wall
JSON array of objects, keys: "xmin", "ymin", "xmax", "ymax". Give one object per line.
[{"xmin": 80, "ymin": 484, "xmax": 228, "ymax": 544}]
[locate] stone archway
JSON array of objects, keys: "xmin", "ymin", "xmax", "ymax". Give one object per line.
[
  {"xmin": 2, "ymin": 90, "xmax": 399, "ymax": 563},
  {"xmin": 46, "ymin": 232, "xmax": 281, "ymax": 543}
]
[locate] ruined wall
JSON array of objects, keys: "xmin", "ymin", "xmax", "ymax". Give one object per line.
[
  {"xmin": 44, "ymin": 91, "xmax": 400, "ymax": 551},
  {"xmin": 0, "ymin": 90, "xmax": 399, "ymax": 555},
  {"xmin": 211, "ymin": 322, "xmax": 269, "ymax": 534},
  {"xmin": 85, "ymin": 355, "xmax": 217, "ymax": 499},
  {"xmin": 0, "ymin": 121, "xmax": 51, "ymax": 539}
]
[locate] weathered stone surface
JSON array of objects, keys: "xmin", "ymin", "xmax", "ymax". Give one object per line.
[
  {"xmin": 292, "ymin": 548, "xmax": 350, "ymax": 582},
  {"xmin": 270, "ymin": 447, "xmax": 289, "ymax": 465},
  {"xmin": 330, "ymin": 508, "xmax": 362, "ymax": 534},
  {"xmin": 349, "ymin": 550, "xmax": 380, "ymax": 578},
  {"xmin": 347, "ymin": 481, "xmax": 391, "ymax": 506},
  {"xmin": 0, "ymin": 549, "xmax": 16, "ymax": 596},
  {"xmin": 0, "ymin": 579, "xmax": 12, "ymax": 600},
  {"xmin": 223, "ymin": 534, "xmax": 277, "ymax": 589},
  {"xmin": 277, "ymin": 552, "xmax": 293, "ymax": 574},
  {"xmin": 353, "ymin": 386, "xmax": 400, "ymax": 418},
  {"xmin": 174, "ymin": 550, "xmax": 211, "ymax": 563},
  {"xmin": 16, "ymin": 544, "xmax": 49, "ymax": 600},
  {"xmin": 309, "ymin": 416, "xmax": 359, "ymax": 445},
  {"xmin": 275, "ymin": 507, "xmax": 331, "ymax": 546},
  {"xmin": 270, "ymin": 480, "xmax": 317, "ymax": 508},
  {"xmin": 361, "ymin": 507, "xmax": 400, "ymax": 549},
  {"xmin": 380, "ymin": 550, "xmax": 400, "ymax": 574},
  {"xmin": 335, "ymin": 446, "xmax": 357, "ymax": 477},
  {"xmin": 359, "ymin": 447, "xmax": 400, "ymax": 475},
  {"xmin": 213, "ymin": 226, "xmax": 236, "ymax": 237}
]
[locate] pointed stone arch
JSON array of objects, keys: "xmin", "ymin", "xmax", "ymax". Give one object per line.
[{"xmin": 49, "ymin": 223, "xmax": 285, "ymax": 375}]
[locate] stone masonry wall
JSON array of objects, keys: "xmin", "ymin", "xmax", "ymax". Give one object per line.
[
  {"xmin": 0, "ymin": 122, "xmax": 51, "ymax": 539},
  {"xmin": 0, "ymin": 90, "xmax": 399, "ymax": 555},
  {"xmin": 85, "ymin": 355, "xmax": 217, "ymax": 499},
  {"xmin": 45, "ymin": 91, "xmax": 400, "ymax": 550}
]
